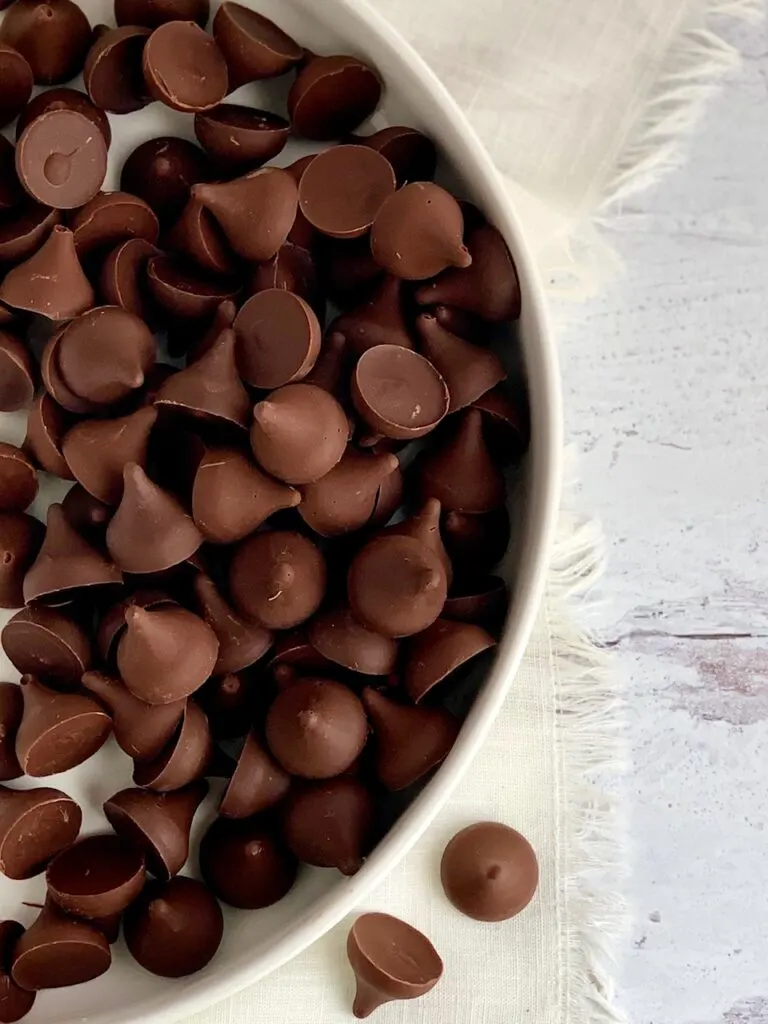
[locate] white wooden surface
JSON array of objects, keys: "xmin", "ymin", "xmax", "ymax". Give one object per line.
[{"xmin": 559, "ymin": 16, "xmax": 768, "ymax": 1024}]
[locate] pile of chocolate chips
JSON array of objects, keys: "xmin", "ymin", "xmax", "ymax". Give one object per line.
[{"xmin": 0, "ymin": 0, "xmax": 529, "ymax": 1012}]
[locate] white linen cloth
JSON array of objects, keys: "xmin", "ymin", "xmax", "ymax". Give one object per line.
[{"xmin": 182, "ymin": 0, "xmax": 761, "ymax": 1021}]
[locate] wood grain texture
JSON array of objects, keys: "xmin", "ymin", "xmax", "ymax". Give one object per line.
[{"xmin": 559, "ymin": 16, "xmax": 768, "ymax": 1024}]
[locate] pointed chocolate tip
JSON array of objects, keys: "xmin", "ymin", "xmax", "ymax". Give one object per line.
[{"xmin": 352, "ymin": 983, "xmax": 387, "ymax": 1018}]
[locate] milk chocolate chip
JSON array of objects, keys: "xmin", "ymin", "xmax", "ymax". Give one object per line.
[
  {"xmin": 46, "ymin": 833, "xmax": 146, "ymax": 918},
  {"xmin": 14, "ymin": 86, "xmax": 111, "ymax": 146},
  {"xmin": 2, "ymin": 605, "xmax": 91, "ymax": 689},
  {"xmin": 71, "ymin": 191, "xmax": 159, "ymax": 260},
  {"xmin": 0, "ymin": 785, "xmax": 81, "ymax": 879},
  {"xmin": 0, "ymin": 513, "xmax": 43, "ymax": 609},
  {"xmin": 81, "ymin": 671, "xmax": 185, "ymax": 762},
  {"xmin": 440, "ymin": 821, "xmax": 538, "ymax": 920},
  {"xmin": 289, "ymin": 55, "xmax": 382, "ymax": 141},
  {"xmin": 115, "ymin": 0, "xmax": 209, "ymax": 28},
  {"xmin": 0, "ymin": 225, "xmax": 94, "ymax": 321},
  {"xmin": 212, "ymin": 2, "xmax": 302, "ymax": 88},
  {"xmin": 0, "ymin": 920, "xmax": 35, "ymax": 1021},
  {"xmin": 62, "ymin": 406, "xmax": 157, "ymax": 505},
  {"xmin": 298, "ymin": 145, "xmax": 395, "ymax": 239},
  {"xmin": 84, "ymin": 25, "xmax": 151, "ymax": 114},
  {"xmin": 0, "ymin": 686, "xmax": 23, "ymax": 782},
  {"xmin": 0, "ymin": 0, "xmax": 91, "ymax": 85},
  {"xmin": 419, "ymin": 408, "xmax": 505, "ymax": 512},
  {"xmin": 199, "ymin": 816, "xmax": 296, "ymax": 910},
  {"xmin": 194, "ymin": 105, "xmax": 290, "ymax": 171},
  {"xmin": 0, "ymin": 443, "xmax": 37, "ymax": 512},
  {"xmin": 142, "ymin": 21, "xmax": 228, "ymax": 113},
  {"xmin": 11, "ymin": 900, "xmax": 110, "ymax": 990},
  {"xmin": 282, "ymin": 777, "xmax": 374, "ymax": 875},
  {"xmin": 347, "ymin": 912, "xmax": 442, "ymax": 1018},
  {"xmin": 121, "ymin": 136, "xmax": 212, "ymax": 224},
  {"xmin": 352, "ymin": 345, "xmax": 449, "ymax": 440},
  {"xmin": 219, "ymin": 731, "xmax": 289, "ymax": 818},
  {"xmin": 0, "ymin": 332, "xmax": 35, "ymax": 412},
  {"xmin": 16, "ymin": 110, "xmax": 107, "ymax": 210},
  {"xmin": 0, "ymin": 44, "xmax": 33, "ymax": 129}
]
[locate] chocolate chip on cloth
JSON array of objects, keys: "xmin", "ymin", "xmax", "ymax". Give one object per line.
[
  {"xmin": 0, "ymin": 0, "xmax": 91, "ymax": 85},
  {"xmin": 346, "ymin": 912, "xmax": 443, "ymax": 1018},
  {"xmin": 15, "ymin": 110, "xmax": 107, "ymax": 209},
  {"xmin": 440, "ymin": 821, "xmax": 539, "ymax": 921},
  {"xmin": 123, "ymin": 876, "xmax": 223, "ymax": 977},
  {"xmin": 0, "ymin": 44, "xmax": 33, "ymax": 129},
  {"xmin": 142, "ymin": 21, "xmax": 228, "ymax": 113}
]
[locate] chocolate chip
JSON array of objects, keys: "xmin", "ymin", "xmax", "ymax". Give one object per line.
[
  {"xmin": 115, "ymin": 0, "xmax": 209, "ymax": 28},
  {"xmin": 11, "ymin": 900, "xmax": 110, "ymax": 990},
  {"xmin": 83, "ymin": 25, "xmax": 151, "ymax": 114},
  {"xmin": 71, "ymin": 191, "xmax": 159, "ymax": 260},
  {"xmin": 0, "ymin": 0, "xmax": 91, "ymax": 85},
  {"xmin": 0, "ymin": 442, "xmax": 37, "ymax": 512},
  {"xmin": 15, "ymin": 109, "xmax": 107, "ymax": 210},
  {"xmin": 235, "ymin": 288, "xmax": 320, "ymax": 389},
  {"xmin": 212, "ymin": 2, "xmax": 302, "ymax": 88},
  {"xmin": 0, "ymin": 43, "xmax": 33, "ymax": 129},
  {"xmin": 46, "ymin": 833, "xmax": 146, "ymax": 919},
  {"xmin": 352, "ymin": 345, "xmax": 449, "ymax": 440},
  {"xmin": 15, "ymin": 87, "xmax": 111, "ymax": 147},
  {"xmin": 358, "ymin": 126, "xmax": 437, "ymax": 186},
  {"xmin": 199, "ymin": 816, "xmax": 297, "ymax": 909},
  {"xmin": 194, "ymin": 104, "xmax": 290, "ymax": 171},
  {"xmin": 0, "ymin": 224, "xmax": 94, "ymax": 321},
  {"xmin": 0, "ymin": 512, "xmax": 43, "ymax": 608},
  {"xmin": 298, "ymin": 145, "xmax": 396, "ymax": 239},
  {"xmin": 142, "ymin": 21, "xmax": 228, "ymax": 113},
  {"xmin": 120, "ymin": 136, "xmax": 212, "ymax": 225},
  {"xmin": 0, "ymin": 784, "xmax": 81, "ymax": 880},
  {"xmin": 288, "ymin": 54, "xmax": 382, "ymax": 141}
]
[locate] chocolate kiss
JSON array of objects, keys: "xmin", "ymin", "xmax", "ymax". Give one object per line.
[
  {"xmin": 416, "ymin": 313, "xmax": 506, "ymax": 413},
  {"xmin": 299, "ymin": 449, "xmax": 400, "ymax": 537},
  {"xmin": 104, "ymin": 781, "xmax": 208, "ymax": 881},
  {"xmin": 193, "ymin": 168, "xmax": 298, "ymax": 262},
  {"xmin": 304, "ymin": 330, "xmax": 349, "ymax": 404},
  {"xmin": 2, "ymin": 605, "xmax": 92, "ymax": 691},
  {"xmin": 165, "ymin": 195, "xmax": 237, "ymax": 276},
  {"xmin": 11, "ymin": 900, "xmax": 111, "ymax": 991},
  {"xmin": 0, "ymin": 225, "xmax": 94, "ymax": 321},
  {"xmin": 361, "ymin": 687, "xmax": 459, "ymax": 791},
  {"xmin": 46, "ymin": 833, "xmax": 146, "ymax": 919},
  {"xmin": 189, "ymin": 298, "xmax": 237, "ymax": 363},
  {"xmin": 155, "ymin": 328, "xmax": 250, "ymax": 431},
  {"xmin": 15, "ymin": 675, "xmax": 112, "ymax": 777},
  {"xmin": 219, "ymin": 731, "xmax": 290, "ymax": 818},
  {"xmin": 96, "ymin": 589, "xmax": 178, "ymax": 664},
  {"xmin": 196, "ymin": 672, "xmax": 253, "ymax": 740},
  {"xmin": 415, "ymin": 223, "xmax": 521, "ymax": 322},
  {"xmin": 62, "ymin": 406, "xmax": 158, "ymax": 505},
  {"xmin": 384, "ymin": 498, "xmax": 452, "ymax": 586},
  {"xmin": 308, "ymin": 605, "xmax": 398, "ymax": 676},
  {"xmin": 0, "ymin": 684, "xmax": 22, "ymax": 780},
  {"xmin": 106, "ymin": 463, "xmax": 203, "ymax": 574},
  {"xmin": 82, "ymin": 671, "xmax": 185, "ymax": 761},
  {"xmin": 371, "ymin": 183, "xmax": 471, "ymax": 281},
  {"xmin": 404, "ymin": 618, "xmax": 496, "ymax": 702},
  {"xmin": 283, "ymin": 777, "xmax": 373, "ymax": 875},
  {"xmin": 329, "ymin": 276, "xmax": 414, "ymax": 356},
  {"xmin": 132, "ymin": 701, "xmax": 213, "ymax": 791},
  {"xmin": 117, "ymin": 604, "xmax": 219, "ymax": 705},
  {"xmin": 193, "ymin": 574, "xmax": 273, "ymax": 675},
  {"xmin": 23, "ymin": 504, "xmax": 123, "ymax": 604},
  {"xmin": 0, "ymin": 785, "xmax": 81, "ymax": 880},
  {"xmin": 347, "ymin": 912, "xmax": 443, "ymax": 1017},
  {"xmin": 419, "ymin": 409, "xmax": 505, "ymax": 512},
  {"xmin": 192, "ymin": 447, "xmax": 300, "ymax": 544},
  {"xmin": 0, "ymin": 920, "xmax": 36, "ymax": 1021},
  {"xmin": 250, "ymin": 383, "xmax": 348, "ymax": 485}
]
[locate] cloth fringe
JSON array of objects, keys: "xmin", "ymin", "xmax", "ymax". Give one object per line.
[
  {"xmin": 536, "ymin": 0, "xmax": 765, "ymax": 300},
  {"xmin": 546, "ymin": 511, "xmax": 629, "ymax": 1024}
]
